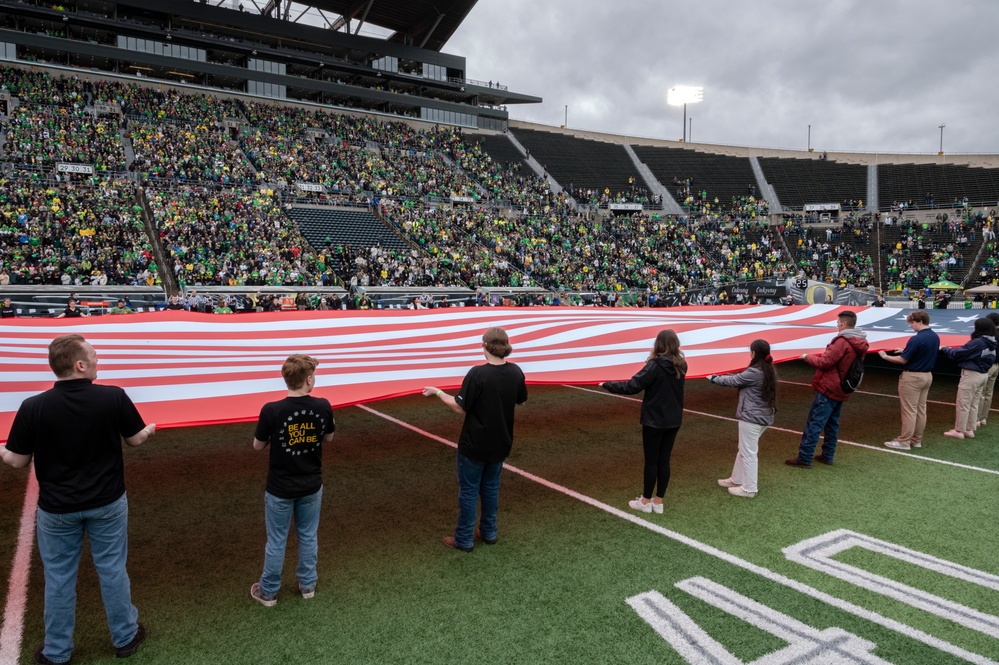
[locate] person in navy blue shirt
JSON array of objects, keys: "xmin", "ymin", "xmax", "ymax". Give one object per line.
[{"xmin": 879, "ymin": 310, "xmax": 940, "ymax": 450}]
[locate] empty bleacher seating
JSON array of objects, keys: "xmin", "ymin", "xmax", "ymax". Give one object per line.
[
  {"xmin": 511, "ymin": 129, "xmax": 651, "ymax": 203},
  {"xmin": 879, "ymin": 163, "xmax": 999, "ymax": 210},
  {"xmin": 288, "ymin": 207, "xmax": 410, "ymax": 253},
  {"xmin": 630, "ymin": 144, "xmax": 759, "ymax": 211},
  {"xmin": 758, "ymin": 157, "xmax": 867, "ymax": 209}
]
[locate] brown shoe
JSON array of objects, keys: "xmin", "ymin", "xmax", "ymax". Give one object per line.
[
  {"xmin": 442, "ymin": 536, "xmax": 472, "ymax": 552},
  {"xmin": 814, "ymin": 456, "xmax": 834, "ymax": 465},
  {"xmin": 784, "ymin": 457, "xmax": 812, "ymax": 469}
]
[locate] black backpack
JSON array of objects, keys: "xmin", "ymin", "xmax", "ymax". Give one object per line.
[{"xmin": 840, "ymin": 348, "xmax": 865, "ymax": 393}]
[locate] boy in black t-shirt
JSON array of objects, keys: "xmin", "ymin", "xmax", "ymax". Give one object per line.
[
  {"xmin": 423, "ymin": 328, "xmax": 528, "ymax": 552},
  {"xmin": 250, "ymin": 355, "xmax": 335, "ymax": 607}
]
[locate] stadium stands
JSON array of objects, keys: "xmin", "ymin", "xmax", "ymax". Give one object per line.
[
  {"xmin": 758, "ymin": 157, "xmax": 867, "ymax": 209},
  {"xmin": 1, "ymin": 62, "xmax": 997, "ymax": 302},
  {"xmin": 878, "ymin": 163, "xmax": 999, "ymax": 210},
  {"xmin": 511, "ymin": 129, "xmax": 654, "ymax": 205},
  {"xmin": 288, "ymin": 207, "xmax": 409, "ymax": 254},
  {"xmin": 631, "ymin": 145, "xmax": 760, "ymax": 213}
]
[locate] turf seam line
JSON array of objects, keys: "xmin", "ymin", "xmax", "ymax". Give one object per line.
[
  {"xmin": 566, "ymin": 385, "xmax": 999, "ymax": 477},
  {"xmin": 778, "ymin": 380, "xmax": 998, "ymax": 413},
  {"xmin": 357, "ymin": 404, "xmax": 998, "ymax": 665},
  {"xmin": 0, "ymin": 467, "xmax": 38, "ymax": 665}
]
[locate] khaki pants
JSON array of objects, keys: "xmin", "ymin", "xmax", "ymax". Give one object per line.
[
  {"xmin": 955, "ymin": 368, "xmax": 989, "ymax": 433},
  {"xmin": 898, "ymin": 371, "xmax": 933, "ymax": 445},
  {"xmin": 978, "ymin": 363, "xmax": 998, "ymax": 423}
]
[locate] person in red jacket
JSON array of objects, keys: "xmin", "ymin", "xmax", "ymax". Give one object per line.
[{"xmin": 786, "ymin": 310, "xmax": 869, "ymax": 468}]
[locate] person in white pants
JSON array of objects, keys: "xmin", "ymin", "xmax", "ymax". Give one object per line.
[{"xmin": 708, "ymin": 339, "xmax": 778, "ymax": 498}]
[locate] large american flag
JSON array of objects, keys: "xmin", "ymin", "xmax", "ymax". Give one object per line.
[{"xmin": 0, "ymin": 306, "xmax": 978, "ymax": 437}]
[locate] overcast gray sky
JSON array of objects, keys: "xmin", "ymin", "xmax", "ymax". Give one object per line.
[{"xmin": 446, "ymin": 0, "xmax": 999, "ymax": 155}]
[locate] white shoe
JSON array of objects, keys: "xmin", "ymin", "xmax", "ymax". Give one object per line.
[
  {"xmin": 964, "ymin": 430, "xmax": 975, "ymax": 439},
  {"xmin": 943, "ymin": 429, "xmax": 965, "ymax": 439},
  {"xmin": 911, "ymin": 441, "xmax": 922, "ymax": 448},
  {"xmin": 651, "ymin": 501, "xmax": 664, "ymax": 514},
  {"xmin": 883, "ymin": 440, "xmax": 911, "ymax": 451},
  {"xmin": 717, "ymin": 477, "xmax": 738, "ymax": 488},
  {"xmin": 728, "ymin": 486, "xmax": 757, "ymax": 498},
  {"xmin": 628, "ymin": 497, "xmax": 652, "ymax": 513},
  {"xmin": 979, "ymin": 420, "xmax": 987, "ymax": 427}
]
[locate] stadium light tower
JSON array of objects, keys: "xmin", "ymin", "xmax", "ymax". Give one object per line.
[{"xmin": 668, "ymin": 86, "xmax": 703, "ymax": 142}]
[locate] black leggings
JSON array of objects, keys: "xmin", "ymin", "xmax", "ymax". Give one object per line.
[{"xmin": 642, "ymin": 426, "xmax": 679, "ymax": 499}]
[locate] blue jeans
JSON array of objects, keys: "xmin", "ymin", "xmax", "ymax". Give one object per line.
[
  {"xmin": 35, "ymin": 493, "xmax": 139, "ymax": 664},
  {"xmin": 797, "ymin": 392, "xmax": 843, "ymax": 464},
  {"xmin": 260, "ymin": 487, "xmax": 322, "ymax": 596},
  {"xmin": 455, "ymin": 452, "xmax": 503, "ymax": 549}
]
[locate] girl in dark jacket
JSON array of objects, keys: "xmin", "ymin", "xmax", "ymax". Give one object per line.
[
  {"xmin": 600, "ymin": 329, "xmax": 686, "ymax": 514},
  {"xmin": 708, "ymin": 339, "xmax": 777, "ymax": 498},
  {"xmin": 941, "ymin": 317, "xmax": 997, "ymax": 439}
]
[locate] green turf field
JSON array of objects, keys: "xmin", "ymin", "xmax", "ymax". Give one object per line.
[{"xmin": 1, "ymin": 363, "xmax": 997, "ymax": 664}]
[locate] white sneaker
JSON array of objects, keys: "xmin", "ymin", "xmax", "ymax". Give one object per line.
[
  {"xmin": 717, "ymin": 478, "xmax": 738, "ymax": 488},
  {"xmin": 911, "ymin": 441, "xmax": 922, "ymax": 448},
  {"xmin": 651, "ymin": 501, "xmax": 664, "ymax": 514},
  {"xmin": 964, "ymin": 430, "xmax": 975, "ymax": 439},
  {"xmin": 980, "ymin": 420, "xmax": 987, "ymax": 427},
  {"xmin": 883, "ymin": 440, "xmax": 911, "ymax": 451},
  {"xmin": 728, "ymin": 486, "xmax": 757, "ymax": 498},
  {"xmin": 943, "ymin": 429, "xmax": 965, "ymax": 439},
  {"xmin": 628, "ymin": 497, "xmax": 652, "ymax": 513}
]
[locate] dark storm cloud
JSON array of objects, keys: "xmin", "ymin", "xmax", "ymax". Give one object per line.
[{"xmin": 449, "ymin": 0, "xmax": 999, "ymax": 153}]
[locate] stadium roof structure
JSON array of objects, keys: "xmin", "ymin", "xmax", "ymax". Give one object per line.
[{"xmin": 241, "ymin": 0, "xmax": 479, "ymax": 52}]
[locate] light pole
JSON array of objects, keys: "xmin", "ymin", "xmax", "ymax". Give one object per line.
[
  {"xmin": 564, "ymin": 105, "xmax": 568, "ymax": 129},
  {"xmin": 808, "ymin": 124, "xmax": 811, "ymax": 151},
  {"xmin": 938, "ymin": 124, "xmax": 945, "ymax": 154},
  {"xmin": 688, "ymin": 117, "xmax": 692, "ymax": 143},
  {"xmin": 668, "ymin": 86, "xmax": 703, "ymax": 142}
]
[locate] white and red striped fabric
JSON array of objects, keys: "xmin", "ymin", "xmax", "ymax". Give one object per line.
[{"xmin": 0, "ymin": 305, "xmax": 967, "ymax": 438}]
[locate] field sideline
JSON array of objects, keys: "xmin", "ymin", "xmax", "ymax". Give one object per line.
[{"xmin": 1, "ymin": 363, "xmax": 997, "ymax": 664}]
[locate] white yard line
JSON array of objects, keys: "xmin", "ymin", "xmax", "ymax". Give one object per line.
[
  {"xmin": 568, "ymin": 385, "xmax": 999, "ymax": 477},
  {"xmin": 0, "ymin": 468, "xmax": 38, "ymax": 665},
  {"xmin": 357, "ymin": 404, "xmax": 997, "ymax": 665}
]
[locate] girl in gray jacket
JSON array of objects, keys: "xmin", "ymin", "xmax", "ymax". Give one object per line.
[{"xmin": 708, "ymin": 339, "xmax": 777, "ymax": 498}]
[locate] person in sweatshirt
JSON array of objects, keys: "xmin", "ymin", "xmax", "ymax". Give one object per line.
[
  {"xmin": 709, "ymin": 339, "xmax": 777, "ymax": 498},
  {"xmin": 786, "ymin": 310, "xmax": 869, "ymax": 468}
]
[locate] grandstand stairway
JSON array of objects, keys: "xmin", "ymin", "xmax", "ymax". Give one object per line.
[
  {"xmin": 749, "ymin": 157, "xmax": 782, "ymax": 214},
  {"xmin": 622, "ymin": 144, "xmax": 683, "ymax": 214},
  {"xmin": 136, "ymin": 187, "xmax": 177, "ymax": 295},
  {"xmin": 867, "ymin": 164, "xmax": 877, "ymax": 213},
  {"xmin": 121, "ymin": 128, "xmax": 135, "ymax": 168},
  {"xmin": 287, "ymin": 206, "xmax": 411, "ymax": 254},
  {"xmin": 503, "ymin": 131, "xmax": 571, "ymax": 200}
]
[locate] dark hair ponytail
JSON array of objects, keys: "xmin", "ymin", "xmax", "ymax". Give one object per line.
[{"xmin": 749, "ymin": 339, "xmax": 777, "ymax": 410}]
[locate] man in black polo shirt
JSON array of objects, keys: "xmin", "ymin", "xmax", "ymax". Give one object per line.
[
  {"xmin": 879, "ymin": 310, "xmax": 940, "ymax": 450},
  {"xmin": 1, "ymin": 334, "xmax": 155, "ymax": 663}
]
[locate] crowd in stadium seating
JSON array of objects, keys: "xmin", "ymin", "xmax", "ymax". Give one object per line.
[
  {"xmin": 1, "ymin": 63, "xmax": 997, "ymax": 302},
  {"xmin": 129, "ymin": 121, "xmax": 256, "ymax": 185},
  {"xmin": 2, "ymin": 106, "xmax": 125, "ymax": 171},
  {"xmin": 0, "ymin": 179, "xmax": 157, "ymax": 285},
  {"xmin": 148, "ymin": 187, "xmax": 332, "ymax": 287}
]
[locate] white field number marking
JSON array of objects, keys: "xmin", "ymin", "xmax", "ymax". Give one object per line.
[
  {"xmin": 631, "ymin": 530, "xmax": 999, "ymax": 663},
  {"xmin": 629, "ymin": 577, "xmax": 893, "ymax": 664},
  {"xmin": 784, "ymin": 529, "xmax": 999, "ymax": 638}
]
